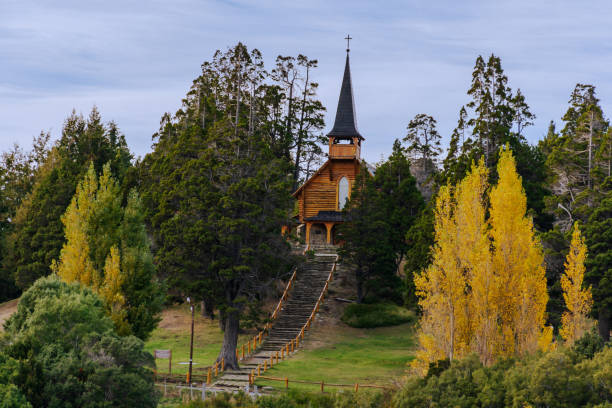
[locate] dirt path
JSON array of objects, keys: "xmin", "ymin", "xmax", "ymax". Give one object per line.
[{"xmin": 0, "ymin": 299, "xmax": 18, "ymax": 330}]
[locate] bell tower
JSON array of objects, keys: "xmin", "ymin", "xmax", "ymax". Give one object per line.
[{"xmin": 327, "ymin": 36, "xmax": 364, "ymax": 160}]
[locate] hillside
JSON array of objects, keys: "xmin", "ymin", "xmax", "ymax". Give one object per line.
[{"xmin": 0, "ymin": 298, "xmax": 18, "ymax": 330}]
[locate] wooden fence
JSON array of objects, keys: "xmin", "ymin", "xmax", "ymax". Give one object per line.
[{"xmin": 256, "ymin": 375, "xmax": 392, "ymax": 392}]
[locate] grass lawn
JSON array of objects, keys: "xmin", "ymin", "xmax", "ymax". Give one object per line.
[
  {"xmin": 144, "ymin": 304, "xmax": 252, "ymax": 376},
  {"xmin": 255, "ymin": 322, "xmax": 415, "ymax": 392}
]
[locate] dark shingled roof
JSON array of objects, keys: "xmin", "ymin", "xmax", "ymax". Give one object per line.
[
  {"xmin": 304, "ymin": 211, "xmax": 344, "ymax": 222},
  {"xmin": 326, "ymin": 53, "xmax": 364, "ymax": 140}
]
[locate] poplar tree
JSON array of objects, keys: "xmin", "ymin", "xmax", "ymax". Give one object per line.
[
  {"xmin": 413, "ymin": 148, "xmax": 550, "ymax": 372},
  {"xmin": 560, "ymin": 223, "xmax": 593, "ymax": 345},
  {"xmin": 489, "ymin": 148, "xmax": 548, "ymax": 357},
  {"xmin": 413, "ymin": 160, "xmax": 487, "ymax": 372}
]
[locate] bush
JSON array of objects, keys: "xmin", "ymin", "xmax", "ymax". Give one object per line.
[
  {"xmin": 341, "ymin": 303, "xmax": 415, "ymax": 328},
  {"xmin": 1, "ymin": 276, "xmax": 158, "ymax": 407},
  {"xmin": 173, "ymin": 389, "xmax": 389, "ymax": 408},
  {"xmin": 393, "ymin": 344, "xmax": 612, "ymax": 408}
]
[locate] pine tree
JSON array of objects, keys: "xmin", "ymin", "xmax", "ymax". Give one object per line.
[
  {"xmin": 583, "ymin": 177, "xmax": 612, "ymax": 341},
  {"xmin": 489, "ymin": 147, "xmax": 548, "ymax": 357},
  {"xmin": 560, "ymin": 223, "xmax": 593, "ymax": 345},
  {"xmin": 547, "ymin": 84, "xmax": 609, "ymax": 230},
  {"xmin": 339, "ymin": 140, "xmax": 423, "ymax": 304},
  {"xmin": 404, "ymin": 114, "xmax": 442, "ymax": 172},
  {"xmin": 141, "ymin": 43, "xmax": 296, "ymax": 369}
]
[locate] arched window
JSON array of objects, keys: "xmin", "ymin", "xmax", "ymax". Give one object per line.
[{"xmin": 338, "ymin": 177, "xmax": 349, "ymax": 210}]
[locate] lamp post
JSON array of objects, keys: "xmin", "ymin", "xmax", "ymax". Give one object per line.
[{"xmin": 187, "ymin": 297, "xmax": 195, "ymax": 384}]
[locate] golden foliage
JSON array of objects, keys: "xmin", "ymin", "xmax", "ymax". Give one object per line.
[
  {"xmin": 53, "ymin": 164, "xmax": 98, "ymax": 286},
  {"xmin": 489, "ymin": 148, "xmax": 548, "ymax": 357},
  {"xmin": 413, "ymin": 148, "xmax": 550, "ymax": 372},
  {"xmin": 54, "ymin": 163, "xmax": 129, "ymax": 330},
  {"xmin": 560, "ymin": 223, "xmax": 593, "ymax": 345}
]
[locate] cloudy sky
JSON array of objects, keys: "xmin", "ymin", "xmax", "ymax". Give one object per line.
[{"xmin": 2, "ymin": 0, "xmax": 611, "ymax": 162}]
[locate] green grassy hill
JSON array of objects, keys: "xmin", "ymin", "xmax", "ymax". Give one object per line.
[{"xmin": 146, "ymin": 303, "xmax": 416, "ymax": 390}]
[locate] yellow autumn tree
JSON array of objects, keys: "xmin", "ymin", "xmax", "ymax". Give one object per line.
[
  {"xmin": 560, "ymin": 223, "xmax": 593, "ymax": 345},
  {"xmin": 455, "ymin": 160, "xmax": 496, "ymax": 365},
  {"xmin": 412, "ymin": 160, "xmax": 488, "ymax": 373},
  {"xmin": 489, "ymin": 147, "xmax": 549, "ymax": 357},
  {"xmin": 54, "ymin": 163, "xmax": 128, "ymax": 330},
  {"xmin": 52, "ymin": 164, "xmax": 98, "ymax": 286},
  {"xmin": 413, "ymin": 148, "xmax": 551, "ymax": 373}
]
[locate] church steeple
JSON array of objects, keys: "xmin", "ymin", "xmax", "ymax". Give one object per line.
[
  {"xmin": 327, "ymin": 46, "xmax": 363, "ymax": 140},
  {"xmin": 327, "ymin": 37, "xmax": 363, "ymax": 160}
]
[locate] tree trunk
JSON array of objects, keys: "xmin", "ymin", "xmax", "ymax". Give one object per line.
[
  {"xmin": 598, "ymin": 307, "xmax": 610, "ymax": 342},
  {"xmin": 218, "ymin": 309, "xmax": 226, "ymax": 331},
  {"xmin": 218, "ymin": 309, "xmax": 240, "ymax": 370}
]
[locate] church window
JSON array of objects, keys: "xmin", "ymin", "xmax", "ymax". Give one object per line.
[{"xmin": 338, "ymin": 177, "xmax": 349, "ymax": 210}]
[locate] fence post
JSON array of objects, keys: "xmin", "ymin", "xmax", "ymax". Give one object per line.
[
  {"xmin": 221, "ymin": 357, "xmax": 225, "ymax": 371},
  {"xmin": 354, "ymin": 383, "xmax": 359, "ymax": 392},
  {"xmin": 207, "ymin": 368, "xmax": 211, "ymax": 385},
  {"xmin": 201, "ymin": 382, "xmax": 206, "ymax": 400},
  {"xmin": 321, "ymin": 380, "xmax": 324, "ymax": 393},
  {"xmin": 285, "ymin": 377, "xmax": 289, "ymax": 389},
  {"xmin": 257, "ymin": 364, "xmax": 261, "ymax": 376},
  {"xmin": 215, "ymin": 363, "xmax": 218, "ymax": 376}
]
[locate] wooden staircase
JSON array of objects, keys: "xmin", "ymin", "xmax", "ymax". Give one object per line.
[{"xmin": 210, "ymin": 248, "xmax": 337, "ymax": 392}]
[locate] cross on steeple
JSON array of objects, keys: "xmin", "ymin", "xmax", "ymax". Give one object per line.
[{"xmin": 345, "ymin": 34, "xmax": 352, "ymax": 52}]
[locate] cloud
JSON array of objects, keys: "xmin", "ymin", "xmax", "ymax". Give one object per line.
[{"xmin": 1, "ymin": 0, "xmax": 611, "ymax": 161}]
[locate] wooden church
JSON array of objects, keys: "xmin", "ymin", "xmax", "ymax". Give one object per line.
[{"xmin": 293, "ymin": 46, "xmax": 367, "ymax": 246}]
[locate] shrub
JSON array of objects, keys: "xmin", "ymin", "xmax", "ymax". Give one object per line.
[
  {"xmin": 1, "ymin": 276, "xmax": 158, "ymax": 407},
  {"xmin": 341, "ymin": 303, "xmax": 415, "ymax": 328}
]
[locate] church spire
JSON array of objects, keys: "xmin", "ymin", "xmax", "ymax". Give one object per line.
[{"xmin": 327, "ymin": 36, "xmax": 363, "ymax": 140}]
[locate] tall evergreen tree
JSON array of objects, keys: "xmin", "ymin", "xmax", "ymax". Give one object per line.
[
  {"xmin": 546, "ymin": 84, "xmax": 609, "ymax": 230},
  {"xmin": 140, "ymin": 43, "xmax": 296, "ymax": 369},
  {"xmin": 0, "ymin": 133, "xmax": 51, "ymax": 301},
  {"xmin": 339, "ymin": 141, "xmax": 424, "ymax": 303},
  {"xmin": 440, "ymin": 54, "xmax": 549, "ymax": 230},
  {"xmin": 583, "ymin": 177, "xmax": 612, "ymax": 341}
]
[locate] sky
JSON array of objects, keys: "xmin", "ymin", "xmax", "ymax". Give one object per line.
[{"xmin": 2, "ymin": 0, "xmax": 612, "ymax": 163}]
